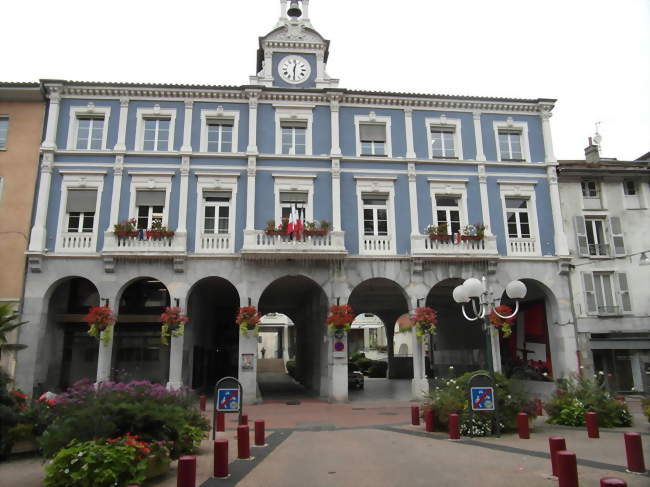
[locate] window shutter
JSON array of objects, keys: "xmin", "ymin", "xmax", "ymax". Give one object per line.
[
  {"xmin": 361, "ymin": 192, "xmax": 389, "ymax": 202},
  {"xmin": 617, "ymin": 273, "xmax": 632, "ymax": 312},
  {"xmin": 203, "ymin": 190, "xmax": 231, "ymax": 200},
  {"xmin": 279, "ymin": 191, "xmax": 308, "ymax": 203},
  {"xmin": 136, "ymin": 190, "xmax": 166, "ymax": 207},
  {"xmin": 66, "ymin": 189, "xmax": 97, "ymax": 213},
  {"xmin": 574, "ymin": 216, "xmax": 589, "ymax": 256},
  {"xmin": 280, "ymin": 120, "xmax": 307, "ymax": 129},
  {"xmin": 207, "ymin": 118, "xmax": 234, "ymax": 126},
  {"xmin": 609, "ymin": 217, "xmax": 626, "ymax": 256},
  {"xmin": 359, "ymin": 124, "xmax": 386, "ymax": 142},
  {"xmin": 581, "ymin": 272, "xmax": 597, "ymax": 314}
]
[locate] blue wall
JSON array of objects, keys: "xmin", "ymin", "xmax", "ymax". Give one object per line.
[
  {"xmin": 257, "ymin": 104, "xmax": 275, "ymax": 154},
  {"xmin": 340, "ymin": 172, "xmax": 359, "ymax": 254},
  {"xmin": 313, "ymin": 106, "xmax": 331, "ymax": 156}
]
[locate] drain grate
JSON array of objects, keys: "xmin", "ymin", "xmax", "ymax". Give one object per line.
[{"xmin": 286, "ymin": 400, "xmax": 301, "ymax": 405}]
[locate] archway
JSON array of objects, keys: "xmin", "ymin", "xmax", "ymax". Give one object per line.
[
  {"xmin": 45, "ymin": 277, "xmax": 100, "ymax": 390},
  {"xmin": 114, "ymin": 277, "xmax": 170, "ymax": 384},
  {"xmin": 187, "ymin": 277, "xmax": 239, "ymax": 391},
  {"xmin": 258, "ymin": 275, "xmax": 328, "ymax": 397},
  {"xmin": 426, "ymin": 278, "xmax": 486, "ymax": 377}
]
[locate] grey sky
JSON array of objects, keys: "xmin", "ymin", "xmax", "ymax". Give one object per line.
[{"xmin": 3, "ymin": 0, "xmax": 649, "ymax": 160}]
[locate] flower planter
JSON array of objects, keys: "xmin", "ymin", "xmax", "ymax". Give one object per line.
[
  {"xmin": 264, "ymin": 229, "xmax": 287, "ymax": 236},
  {"xmin": 429, "ymin": 234, "xmax": 453, "ymax": 242},
  {"xmin": 461, "ymin": 235, "xmax": 484, "ymax": 241},
  {"xmin": 150, "ymin": 231, "xmax": 174, "ymax": 240},
  {"xmin": 115, "ymin": 231, "xmax": 139, "ymax": 238},
  {"xmin": 303, "ymin": 230, "xmax": 329, "ymax": 237}
]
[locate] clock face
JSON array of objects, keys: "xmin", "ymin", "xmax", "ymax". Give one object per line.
[{"xmin": 278, "ymin": 55, "xmax": 311, "ymax": 84}]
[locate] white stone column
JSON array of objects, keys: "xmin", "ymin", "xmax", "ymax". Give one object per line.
[
  {"xmin": 411, "ymin": 329, "xmax": 428, "ymax": 400},
  {"xmin": 473, "ymin": 112, "xmax": 486, "ymax": 161},
  {"xmin": 276, "ymin": 0, "xmax": 288, "ymax": 26},
  {"xmin": 246, "ymin": 93, "xmax": 259, "ymax": 154},
  {"xmin": 113, "ymin": 98, "xmax": 129, "ymax": 151},
  {"xmin": 404, "ymin": 108, "xmax": 416, "ymax": 159},
  {"xmin": 489, "ymin": 325, "xmax": 502, "ymax": 374},
  {"xmin": 332, "ymin": 159, "xmax": 342, "ymax": 231},
  {"xmin": 105, "ymin": 156, "xmax": 124, "ymax": 250},
  {"xmin": 239, "ymin": 331, "xmax": 258, "ymax": 404},
  {"xmin": 328, "ymin": 331, "xmax": 348, "ymax": 402},
  {"xmin": 408, "ymin": 164, "xmax": 419, "ymax": 235},
  {"xmin": 245, "ymin": 157, "xmax": 256, "ymax": 231},
  {"xmin": 95, "ymin": 328, "xmax": 115, "ymax": 384},
  {"xmin": 180, "ymin": 100, "xmax": 193, "ymax": 152},
  {"xmin": 547, "ymin": 165, "xmax": 569, "ymax": 255},
  {"xmin": 42, "ymin": 90, "xmax": 61, "ymax": 151},
  {"xmin": 477, "ymin": 165, "xmax": 493, "ymax": 236},
  {"xmin": 175, "ymin": 156, "xmax": 190, "ymax": 250},
  {"xmin": 540, "ymin": 107, "xmax": 556, "ymax": 163},
  {"xmin": 28, "ymin": 153, "xmax": 54, "ymax": 252},
  {"xmin": 282, "ymin": 325, "xmax": 290, "ymax": 364},
  {"xmin": 329, "ymin": 95, "xmax": 341, "ymax": 156},
  {"xmin": 167, "ymin": 333, "xmax": 185, "ymax": 390}
]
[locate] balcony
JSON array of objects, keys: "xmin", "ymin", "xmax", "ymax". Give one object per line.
[
  {"xmin": 508, "ymin": 237, "xmax": 537, "ymax": 256},
  {"xmin": 102, "ymin": 231, "xmax": 186, "ymax": 255},
  {"xmin": 196, "ymin": 233, "xmax": 233, "ymax": 254},
  {"xmin": 588, "ymin": 243, "xmax": 610, "ymax": 257},
  {"xmin": 597, "ymin": 305, "xmax": 622, "ymax": 316},
  {"xmin": 360, "ymin": 235, "xmax": 394, "ymax": 255},
  {"xmin": 411, "ymin": 234, "xmax": 498, "ymax": 259},
  {"xmin": 58, "ymin": 232, "xmax": 96, "ymax": 253},
  {"xmin": 241, "ymin": 230, "xmax": 347, "ymax": 260}
]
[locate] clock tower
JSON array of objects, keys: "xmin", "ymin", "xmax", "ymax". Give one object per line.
[{"xmin": 250, "ymin": 0, "xmax": 339, "ymax": 89}]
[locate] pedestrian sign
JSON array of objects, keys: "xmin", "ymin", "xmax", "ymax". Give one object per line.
[
  {"xmin": 217, "ymin": 388, "xmax": 240, "ymax": 412},
  {"xmin": 470, "ymin": 387, "xmax": 495, "ymax": 411}
]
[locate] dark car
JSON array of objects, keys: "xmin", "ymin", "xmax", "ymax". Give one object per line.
[{"xmin": 348, "ymin": 365, "xmax": 364, "ymax": 389}]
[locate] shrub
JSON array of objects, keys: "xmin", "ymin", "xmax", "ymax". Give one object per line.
[
  {"xmin": 286, "ymin": 360, "xmax": 296, "ymax": 378},
  {"xmin": 545, "ymin": 375, "xmax": 633, "ymax": 428},
  {"xmin": 643, "ymin": 397, "xmax": 650, "ymax": 423},
  {"xmin": 355, "ymin": 358, "xmax": 374, "ymax": 374},
  {"xmin": 0, "ymin": 372, "xmax": 21, "ymax": 460},
  {"xmin": 349, "ymin": 351, "xmax": 366, "ymax": 362},
  {"xmin": 424, "ymin": 370, "xmax": 536, "ymax": 436},
  {"xmin": 368, "ymin": 361, "xmax": 388, "ymax": 378}
]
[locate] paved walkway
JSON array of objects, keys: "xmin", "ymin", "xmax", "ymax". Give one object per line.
[{"xmin": 1, "ymin": 399, "xmax": 649, "ymax": 486}]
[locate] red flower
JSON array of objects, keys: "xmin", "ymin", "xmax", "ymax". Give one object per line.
[
  {"xmin": 83, "ymin": 306, "xmax": 116, "ymax": 331},
  {"xmin": 325, "ymin": 305, "xmax": 355, "ymax": 328},
  {"xmin": 488, "ymin": 306, "xmax": 515, "ymax": 327},
  {"xmin": 160, "ymin": 307, "xmax": 189, "ymax": 326},
  {"xmin": 236, "ymin": 306, "xmax": 261, "ymax": 326}
]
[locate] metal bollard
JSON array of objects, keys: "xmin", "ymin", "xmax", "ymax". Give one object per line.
[
  {"xmin": 548, "ymin": 436, "xmax": 567, "ymax": 477},
  {"xmin": 254, "ymin": 419, "xmax": 265, "ymax": 446},
  {"xmin": 624, "ymin": 432, "xmax": 646, "ymax": 473},
  {"xmin": 199, "ymin": 395, "xmax": 206, "ymax": 411},
  {"xmin": 411, "ymin": 405, "xmax": 420, "ymax": 425},
  {"xmin": 239, "ymin": 414, "xmax": 248, "ymax": 426},
  {"xmin": 517, "ymin": 412, "xmax": 530, "ymax": 439},
  {"xmin": 216, "ymin": 412, "xmax": 225, "ymax": 432},
  {"xmin": 600, "ymin": 478, "xmax": 627, "ymax": 486},
  {"xmin": 448, "ymin": 413, "xmax": 460, "ymax": 440},
  {"xmin": 557, "ymin": 450, "xmax": 579, "ymax": 487},
  {"xmin": 237, "ymin": 425, "xmax": 251, "ymax": 459},
  {"xmin": 177, "ymin": 456, "xmax": 196, "ymax": 487},
  {"xmin": 424, "ymin": 408, "xmax": 434, "ymax": 433},
  {"xmin": 214, "ymin": 439, "xmax": 229, "ymax": 478},
  {"xmin": 585, "ymin": 411, "xmax": 599, "ymax": 438}
]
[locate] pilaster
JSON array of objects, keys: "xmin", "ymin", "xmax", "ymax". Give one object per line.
[
  {"xmin": 113, "ymin": 97, "xmax": 129, "ymax": 152},
  {"xmin": 246, "ymin": 91, "xmax": 260, "ymax": 154},
  {"xmin": 540, "ymin": 105, "xmax": 556, "ymax": 163},
  {"xmin": 180, "ymin": 100, "xmax": 193, "ymax": 152},
  {"xmin": 108, "ymin": 155, "xmax": 124, "ymax": 226},
  {"xmin": 547, "ymin": 165, "xmax": 569, "ymax": 255},
  {"xmin": 477, "ymin": 165, "xmax": 493, "ymax": 236},
  {"xmin": 28, "ymin": 152, "xmax": 54, "ymax": 252},
  {"xmin": 473, "ymin": 111, "xmax": 486, "ymax": 162},
  {"xmin": 41, "ymin": 88, "xmax": 62, "ymax": 151},
  {"xmin": 404, "ymin": 108, "xmax": 416, "ymax": 159},
  {"xmin": 407, "ymin": 163, "xmax": 419, "ymax": 235},
  {"xmin": 332, "ymin": 158, "xmax": 342, "ymax": 231},
  {"xmin": 329, "ymin": 94, "xmax": 341, "ymax": 156},
  {"xmin": 245, "ymin": 156, "xmax": 257, "ymax": 230},
  {"xmin": 175, "ymin": 156, "xmax": 190, "ymax": 248}
]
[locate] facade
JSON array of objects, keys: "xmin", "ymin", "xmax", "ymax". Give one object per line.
[
  {"xmin": 15, "ymin": 1, "xmax": 578, "ymax": 401},
  {"xmin": 558, "ymin": 143, "xmax": 650, "ymax": 393},
  {"xmin": 0, "ymin": 83, "xmax": 45, "ymax": 377}
]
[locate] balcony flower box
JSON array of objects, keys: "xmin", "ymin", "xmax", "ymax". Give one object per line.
[
  {"xmin": 150, "ymin": 230, "xmax": 175, "ymax": 240},
  {"xmin": 264, "ymin": 229, "xmax": 287, "ymax": 236},
  {"xmin": 461, "ymin": 235, "xmax": 483, "ymax": 241},
  {"xmin": 303, "ymin": 229, "xmax": 328, "ymax": 237},
  {"xmin": 429, "ymin": 234, "xmax": 453, "ymax": 242},
  {"xmin": 115, "ymin": 231, "xmax": 139, "ymax": 238}
]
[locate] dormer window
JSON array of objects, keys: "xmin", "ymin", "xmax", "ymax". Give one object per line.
[{"xmin": 581, "ymin": 180, "xmax": 599, "ymax": 198}]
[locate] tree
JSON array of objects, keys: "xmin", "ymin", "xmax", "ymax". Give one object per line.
[{"xmin": 0, "ymin": 303, "xmax": 28, "ymax": 354}]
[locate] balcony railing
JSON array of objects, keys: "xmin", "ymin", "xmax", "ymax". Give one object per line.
[
  {"xmin": 103, "ymin": 232, "xmax": 185, "ymax": 254},
  {"xmin": 197, "ymin": 233, "xmax": 233, "ymax": 253},
  {"xmin": 241, "ymin": 230, "xmax": 346, "ymax": 259},
  {"xmin": 597, "ymin": 305, "xmax": 622, "ymax": 316},
  {"xmin": 360, "ymin": 235, "xmax": 394, "ymax": 255},
  {"xmin": 508, "ymin": 237, "xmax": 537, "ymax": 256},
  {"xmin": 59, "ymin": 232, "xmax": 96, "ymax": 252},
  {"xmin": 411, "ymin": 234, "xmax": 498, "ymax": 258},
  {"xmin": 588, "ymin": 243, "xmax": 610, "ymax": 257}
]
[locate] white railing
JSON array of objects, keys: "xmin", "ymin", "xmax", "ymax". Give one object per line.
[
  {"xmin": 411, "ymin": 234, "xmax": 498, "ymax": 257},
  {"xmin": 360, "ymin": 235, "xmax": 394, "ymax": 255},
  {"xmin": 508, "ymin": 237, "xmax": 537, "ymax": 256},
  {"xmin": 241, "ymin": 230, "xmax": 346, "ymax": 258},
  {"xmin": 103, "ymin": 232, "xmax": 185, "ymax": 253},
  {"xmin": 59, "ymin": 232, "xmax": 96, "ymax": 252},
  {"xmin": 197, "ymin": 233, "xmax": 232, "ymax": 253}
]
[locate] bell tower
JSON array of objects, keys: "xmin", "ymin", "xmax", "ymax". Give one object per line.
[{"xmin": 250, "ymin": 0, "xmax": 339, "ymax": 89}]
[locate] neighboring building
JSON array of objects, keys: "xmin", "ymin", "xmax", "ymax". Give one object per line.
[
  {"xmin": 15, "ymin": 1, "xmax": 577, "ymax": 401},
  {"xmin": 0, "ymin": 83, "xmax": 45, "ymax": 377},
  {"xmin": 558, "ymin": 143, "xmax": 650, "ymax": 393}
]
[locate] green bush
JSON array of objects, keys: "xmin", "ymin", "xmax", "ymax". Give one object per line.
[
  {"xmin": 424, "ymin": 370, "xmax": 536, "ymax": 436},
  {"xmin": 349, "ymin": 351, "xmax": 366, "ymax": 362},
  {"xmin": 356, "ymin": 358, "xmax": 374, "ymax": 374},
  {"xmin": 286, "ymin": 360, "xmax": 296, "ymax": 378},
  {"xmin": 545, "ymin": 375, "xmax": 632, "ymax": 428},
  {"xmin": 0, "ymin": 372, "xmax": 22, "ymax": 460},
  {"xmin": 367, "ymin": 361, "xmax": 388, "ymax": 378},
  {"xmin": 642, "ymin": 397, "xmax": 650, "ymax": 423}
]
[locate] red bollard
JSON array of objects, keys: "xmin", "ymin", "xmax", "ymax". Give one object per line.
[
  {"xmin": 216, "ymin": 412, "xmax": 225, "ymax": 432},
  {"xmin": 557, "ymin": 450, "xmax": 579, "ymax": 487},
  {"xmin": 535, "ymin": 398, "xmax": 543, "ymax": 416},
  {"xmin": 239, "ymin": 414, "xmax": 248, "ymax": 426},
  {"xmin": 624, "ymin": 432, "xmax": 646, "ymax": 473},
  {"xmin": 199, "ymin": 395, "xmax": 206, "ymax": 411},
  {"xmin": 254, "ymin": 419, "xmax": 265, "ymax": 446},
  {"xmin": 411, "ymin": 405, "xmax": 420, "ymax": 425},
  {"xmin": 424, "ymin": 408, "xmax": 434, "ymax": 433},
  {"xmin": 213, "ymin": 439, "xmax": 228, "ymax": 478},
  {"xmin": 448, "ymin": 413, "xmax": 460, "ymax": 440},
  {"xmin": 600, "ymin": 478, "xmax": 627, "ymax": 486},
  {"xmin": 177, "ymin": 456, "xmax": 196, "ymax": 487},
  {"xmin": 585, "ymin": 411, "xmax": 599, "ymax": 438},
  {"xmin": 549, "ymin": 436, "xmax": 567, "ymax": 477},
  {"xmin": 237, "ymin": 425, "xmax": 250, "ymax": 459},
  {"xmin": 517, "ymin": 412, "xmax": 530, "ymax": 439}
]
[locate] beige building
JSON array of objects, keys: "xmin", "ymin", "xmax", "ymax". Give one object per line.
[{"xmin": 0, "ymin": 83, "xmax": 45, "ymax": 376}]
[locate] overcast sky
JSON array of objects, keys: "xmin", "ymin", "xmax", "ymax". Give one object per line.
[{"xmin": 3, "ymin": 0, "xmax": 649, "ymax": 160}]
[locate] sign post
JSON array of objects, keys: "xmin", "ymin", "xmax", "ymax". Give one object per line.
[
  {"xmin": 468, "ymin": 372, "xmax": 500, "ymax": 438},
  {"xmin": 213, "ymin": 376, "xmax": 243, "ymax": 440}
]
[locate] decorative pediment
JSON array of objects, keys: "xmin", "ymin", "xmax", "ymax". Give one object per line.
[{"xmin": 262, "ymin": 23, "xmax": 326, "ymax": 47}]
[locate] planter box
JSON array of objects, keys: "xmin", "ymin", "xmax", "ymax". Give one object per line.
[
  {"xmin": 115, "ymin": 231, "xmax": 139, "ymax": 238},
  {"xmin": 429, "ymin": 234, "xmax": 453, "ymax": 241},
  {"xmin": 461, "ymin": 235, "xmax": 484, "ymax": 241}
]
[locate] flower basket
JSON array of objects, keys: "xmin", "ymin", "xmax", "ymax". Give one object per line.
[
  {"xmin": 83, "ymin": 305, "xmax": 117, "ymax": 346},
  {"xmin": 413, "ymin": 307, "xmax": 437, "ymax": 341},
  {"xmin": 325, "ymin": 304, "xmax": 354, "ymax": 335},
  {"xmin": 488, "ymin": 305, "xmax": 515, "ymax": 338},
  {"xmin": 429, "ymin": 234, "xmax": 452, "ymax": 241},
  {"xmin": 303, "ymin": 229, "xmax": 328, "ymax": 237},
  {"xmin": 396, "ymin": 313, "xmax": 414, "ymax": 332},
  {"xmin": 264, "ymin": 229, "xmax": 287, "ymax": 236},
  {"xmin": 236, "ymin": 306, "xmax": 261, "ymax": 337},
  {"xmin": 462, "ymin": 223, "xmax": 487, "ymax": 240},
  {"xmin": 115, "ymin": 231, "xmax": 139, "ymax": 238},
  {"xmin": 150, "ymin": 230, "xmax": 175, "ymax": 240},
  {"xmin": 160, "ymin": 306, "xmax": 189, "ymax": 345},
  {"xmin": 461, "ymin": 235, "xmax": 483, "ymax": 241}
]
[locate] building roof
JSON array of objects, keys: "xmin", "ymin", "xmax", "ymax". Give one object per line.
[{"xmin": 0, "ymin": 82, "xmax": 44, "ymax": 102}]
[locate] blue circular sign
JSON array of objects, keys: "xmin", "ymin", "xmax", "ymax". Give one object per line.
[{"xmin": 334, "ymin": 341, "xmax": 345, "ymax": 352}]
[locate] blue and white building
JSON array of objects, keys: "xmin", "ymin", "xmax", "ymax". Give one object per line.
[{"xmin": 16, "ymin": 0, "xmax": 578, "ymax": 401}]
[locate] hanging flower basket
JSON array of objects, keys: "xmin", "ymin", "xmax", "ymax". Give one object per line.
[
  {"xmin": 236, "ymin": 306, "xmax": 261, "ymax": 337},
  {"xmin": 83, "ymin": 305, "xmax": 117, "ymax": 346},
  {"xmin": 396, "ymin": 313, "xmax": 414, "ymax": 333},
  {"xmin": 413, "ymin": 307, "xmax": 437, "ymax": 342},
  {"xmin": 489, "ymin": 305, "xmax": 515, "ymax": 338},
  {"xmin": 160, "ymin": 306, "xmax": 189, "ymax": 345},
  {"xmin": 325, "ymin": 304, "xmax": 354, "ymax": 335}
]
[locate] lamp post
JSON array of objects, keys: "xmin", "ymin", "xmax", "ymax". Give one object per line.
[{"xmin": 452, "ymin": 277, "xmax": 527, "ymax": 376}]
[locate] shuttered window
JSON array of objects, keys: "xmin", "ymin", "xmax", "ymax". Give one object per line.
[{"xmin": 360, "ymin": 124, "xmax": 386, "ymax": 156}]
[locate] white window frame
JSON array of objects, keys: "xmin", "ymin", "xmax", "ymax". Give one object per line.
[
  {"xmin": 55, "ymin": 171, "xmax": 105, "ymax": 253},
  {"xmin": 428, "ymin": 179, "xmax": 469, "ymax": 235},
  {"xmin": 355, "ymin": 114, "xmax": 392, "ymax": 157},
  {"xmin": 498, "ymin": 181, "xmax": 541, "ymax": 256},
  {"xmin": 195, "ymin": 173, "xmax": 239, "ymax": 253},
  {"xmin": 199, "ymin": 108, "xmax": 239, "ymax": 153},
  {"xmin": 66, "ymin": 104, "xmax": 111, "ymax": 150},
  {"xmin": 274, "ymin": 106, "xmax": 313, "ymax": 156},
  {"xmin": 582, "ymin": 271, "xmax": 631, "ymax": 316},
  {"xmin": 584, "ymin": 216, "xmax": 609, "ymax": 257},
  {"xmin": 493, "ymin": 118, "xmax": 531, "ymax": 162},
  {"xmin": 272, "ymin": 174, "xmax": 315, "ymax": 224},
  {"xmin": 0, "ymin": 116, "xmax": 9, "ymax": 149},
  {"xmin": 135, "ymin": 106, "xmax": 176, "ymax": 152},
  {"xmin": 355, "ymin": 176, "xmax": 397, "ymax": 255},
  {"xmin": 580, "ymin": 179, "xmax": 604, "ymax": 210},
  {"xmin": 127, "ymin": 172, "xmax": 174, "ymax": 228},
  {"xmin": 622, "ymin": 179, "xmax": 641, "ymax": 210},
  {"xmin": 426, "ymin": 116, "xmax": 463, "ymax": 160}
]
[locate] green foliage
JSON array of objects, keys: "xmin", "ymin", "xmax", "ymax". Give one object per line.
[
  {"xmin": 642, "ymin": 397, "xmax": 650, "ymax": 423},
  {"xmin": 367, "ymin": 361, "xmax": 388, "ymax": 378},
  {"xmin": 286, "ymin": 360, "xmax": 296, "ymax": 378},
  {"xmin": 349, "ymin": 351, "xmax": 366, "ymax": 362},
  {"xmin": 424, "ymin": 370, "xmax": 536, "ymax": 436},
  {"xmin": 0, "ymin": 303, "xmax": 28, "ymax": 353},
  {"xmin": 355, "ymin": 358, "xmax": 375, "ymax": 374},
  {"xmin": 545, "ymin": 375, "xmax": 633, "ymax": 428},
  {"xmin": 0, "ymin": 372, "xmax": 21, "ymax": 459}
]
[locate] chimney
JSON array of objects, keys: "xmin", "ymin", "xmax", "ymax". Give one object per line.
[{"xmin": 585, "ymin": 137, "xmax": 600, "ymax": 164}]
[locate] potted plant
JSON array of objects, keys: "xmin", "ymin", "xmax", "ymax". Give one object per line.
[
  {"xmin": 303, "ymin": 220, "xmax": 331, "ymax": 237},
  {"xmin": 236, "ymin": 306, "xmax": 261, "ymax": 337},
  {"xmin": 325, "ymin": 304, "xmax": 354, "ymax": 335},
  {"xmin": 488, "ymin": 305, "xmax": 514, "ymax": 337},
  {"xmin": 113, "ymin": 218, "xmax": 138, "ymax": 238},
  {"xmin": 83, "ymin": 305, "xmax": 117, "ymax": 346},
  {"xmin": 150, "ymin": 220, "xmax": 175, "ymax": 240},
  {"xmin": 160, "ymin": 306, "xmax": 189, "ymax": 345},
  {"xmin": 462, "ymin": 224, "xmax": 486, "ymax": 241},
  {"xmin": 396, "ymin": 313, "xmax": 414, "ymax": 333},
  {"xmin": 413, "ymin": 306, "xmax": 437, "ymax": 341},
  {"xmin": 427, "ymin": 223, "xmax": 451, "ymax": 241}
]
